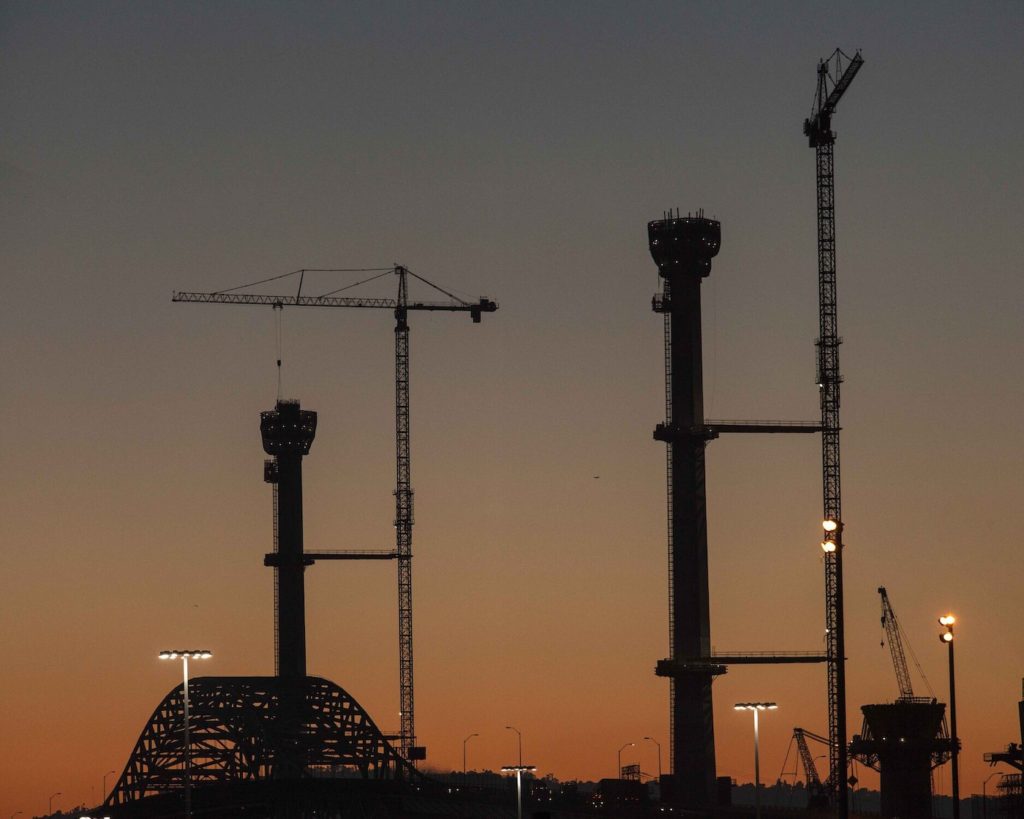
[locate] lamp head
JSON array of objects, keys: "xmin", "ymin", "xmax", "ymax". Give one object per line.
[{"xmin": 158, "ymin": 649, "xmax": 213, "ymax": 660}]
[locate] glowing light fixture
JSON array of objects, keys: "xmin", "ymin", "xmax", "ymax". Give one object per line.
[
  {"xmin": 158, "ymin": 649, "xmax": 212, "ymax": 816},
  {"xmin": 734, "ymin": 702, "xmax": 777, "ymax": 819}
]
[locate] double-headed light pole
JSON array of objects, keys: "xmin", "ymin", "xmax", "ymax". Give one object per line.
[
  {"xmin": 735, "ymin": 702, "xmax": 778, "ymax": 819},
  {"xmin": 159, "ymin": 649, "xmax": 212, "ymax": 817},
  {"xmin": 939, "ymin": 615, "xmax": 960, "ymax": 819}
]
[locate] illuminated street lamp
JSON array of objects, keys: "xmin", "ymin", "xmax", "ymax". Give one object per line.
[
  {"xmin": 939, "ymin": 615, "xmax": 959, "ymax": 819},
  {"xmin": 505, "ymin": 725, "xmax": 523, "ymax": 767},
  {"xmin": 48, "ymin": 792, "xmax": 61, "ymax": 814},
  {"xmin": 159, "ymin": 649, "xmax": 212, "ymax": 817},
  {"xmin": 617, "ymin": 742, "xmax": 635, "ymax": 778},
  {"xmin": 735, "ymin": 702, "xmax": 778, "ymax": 819},
  {"xmin": 643, "ymin": 736, "xmax": 662, "ymax": 780},
  {"xmin": 501, "ymin": 765, "xmax": 536, "ymax": 819},
  {"xmin": 462, "ymin": 732, "xmax": 479, "ymax": 777}
]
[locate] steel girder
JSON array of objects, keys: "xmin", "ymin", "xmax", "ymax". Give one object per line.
[{"xmin": 107, "ymin": 676, "xmax": 414, "ymax": 807}]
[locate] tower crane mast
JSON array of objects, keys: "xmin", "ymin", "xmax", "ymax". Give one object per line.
[
  {"xmin": 174, "ymin": 265, "xmax": 497, "ymax": 760},
  {"xmin": 804, "ymin": 47, "xmax": 863, "ymax": 817}
]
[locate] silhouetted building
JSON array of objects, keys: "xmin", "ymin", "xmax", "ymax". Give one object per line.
[{"xmin": 648, "ymin": 212, "xmax": 722, "ymax": 805}]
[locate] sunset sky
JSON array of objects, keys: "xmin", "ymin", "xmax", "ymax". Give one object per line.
[{"xmin": 2, "ymin": 2, "xmax": 1022, "ymax": 814}]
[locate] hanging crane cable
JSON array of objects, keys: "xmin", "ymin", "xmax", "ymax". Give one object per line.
[{"xmin": 274, "ymin": 303, "xmax": 284, "ymax": 401}]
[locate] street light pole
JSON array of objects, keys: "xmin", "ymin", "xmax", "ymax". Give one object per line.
[
  {"xmin": 735, "ymin": 702, "xmax": 778, "ymax": 819},
  {"xmin": 463, "ymin": 732, "xmax": 479, "ymax": 778},
  {"xmin": 617, "ymin": 742, "xmax": 635, "ymax": 779},
  {"xmin": 501, "ymin": 765, "xmax": 536, "ymax": 819},
  {"xmin": 643, "ymin": 736, "xmax": 662, "ymax": 781},
  {"xmin": 102, "ymin": 769, "xmax": 116, "ymax": 803},
  {"xmin": 939, "ymin": 616, "xmax": 959, "ymax": 819},
  {"xmin": 505, "ymin": 725, "xmax": 523, "ymax": 767},
  {"xmin": 48, "ymin": 792, "xmax": 61, "ymax": 814},
  {"xmin": 160, "ymin": 649, "xmax": 212, "ymax": 818},
  {"xmin": 982, "ymin": 771, "xmax": 1002, "ymax": 819}
]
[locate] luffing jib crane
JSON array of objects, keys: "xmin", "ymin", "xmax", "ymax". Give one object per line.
[
  {"xmin": 804, "ymin": 47, "xmax": 863, "ymax": 818},
  {"xmin": 174, "ymin": 265, "xmax": 497, "ymax": 760},
  {"xmin": 878, "ymin": 586, "xmax": 917, "ymax": 701},
  {"xmin": 795, "ymin": 727, "xmax": 831, "ymax": 805}
]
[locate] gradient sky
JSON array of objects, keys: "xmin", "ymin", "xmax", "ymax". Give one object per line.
[{"xmin": 2, "ymin": 1, "xmax": 1022, "ymax": 814}]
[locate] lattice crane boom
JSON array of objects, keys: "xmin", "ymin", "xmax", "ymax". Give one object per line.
[
  {"xmin": 174, "ymin": 265, "xmax": 497, "ymax": 760},
  {"xmin": 794, "ymin": 728, "xmax": 825, "ymax": 789},
  {"xmin": 803, "ymin": 48, "xmax": 863, "ymax": 817},
  {"xmin": 878, "ymin": 586, "xmax": 916, "ymax": 700}
]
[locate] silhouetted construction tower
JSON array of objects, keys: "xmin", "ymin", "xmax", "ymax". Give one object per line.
[
  {"xmin": 850, "ymin": 587, "xmax": 954, "ymax": 819},
  {"xmin": 261, "ymin": 399, "xmax": 318, "ymax": 678},
  {"xmin": 175, "ymin": 265, "xmax": 497, "ymax": 759},
  {"xmin": 649, "ymin": 212, "xmax": 722, "ymax": 802},
  {"xmin": 803, "ymin": 47, "xmax": 864, "ymax": 816},
  {"xmin": 648, "ymin": 212, "xmax": 827, "ymax": 806}
]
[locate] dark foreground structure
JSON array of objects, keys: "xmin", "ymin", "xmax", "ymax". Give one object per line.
[
  {"xmin": 850, "ymin": 700, "xmax": 954, "ymax": 819},
  {"xmin": 107, "ymin": 676, "xmax": 413, "ymax": 807},
  {"xmin": 647, "ymin": 213, "xmax": 827, "ymax": 809},
  {"xmin": 649, "ymin": 212, "xmax": 722, "ymax": 803}
]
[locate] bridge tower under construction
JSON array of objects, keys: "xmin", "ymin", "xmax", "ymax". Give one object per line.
[
  {"xmin": 261, "ymin": 399, "xmax": 318, "ymax": 678},
  {"xmin": 649, "ymin": 211, "xmax": 722, "ymax": 804}
]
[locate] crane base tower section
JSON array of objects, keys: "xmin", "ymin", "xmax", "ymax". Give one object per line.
[
  {"xmin": 850, "ymin": 700, "xmax": 955, "ymax": 819},
  {"xmin": 649, "ymin": 212, "xmax": 722, "ymax": 807}
]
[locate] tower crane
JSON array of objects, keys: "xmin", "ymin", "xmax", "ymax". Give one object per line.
[
  {"xmin": 174, "ymin": 264, "xmax": 497, "ymax": 759},
  {"xmin": 804, "ymin": 47, "xmax": 863, "ymax": 817}
]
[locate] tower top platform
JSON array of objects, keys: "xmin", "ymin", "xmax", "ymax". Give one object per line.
[
  {"xmin": 260, "ymin": 399, "xmax": 317, "ymax": 456},
  {"xmin": 648, "ymin": 210, "xmax": 721, "ymax": 278}
]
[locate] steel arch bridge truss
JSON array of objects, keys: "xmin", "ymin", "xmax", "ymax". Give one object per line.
[{"xmin": 108, "ymin": 676, "xmax": 414, "ymax": 806}]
